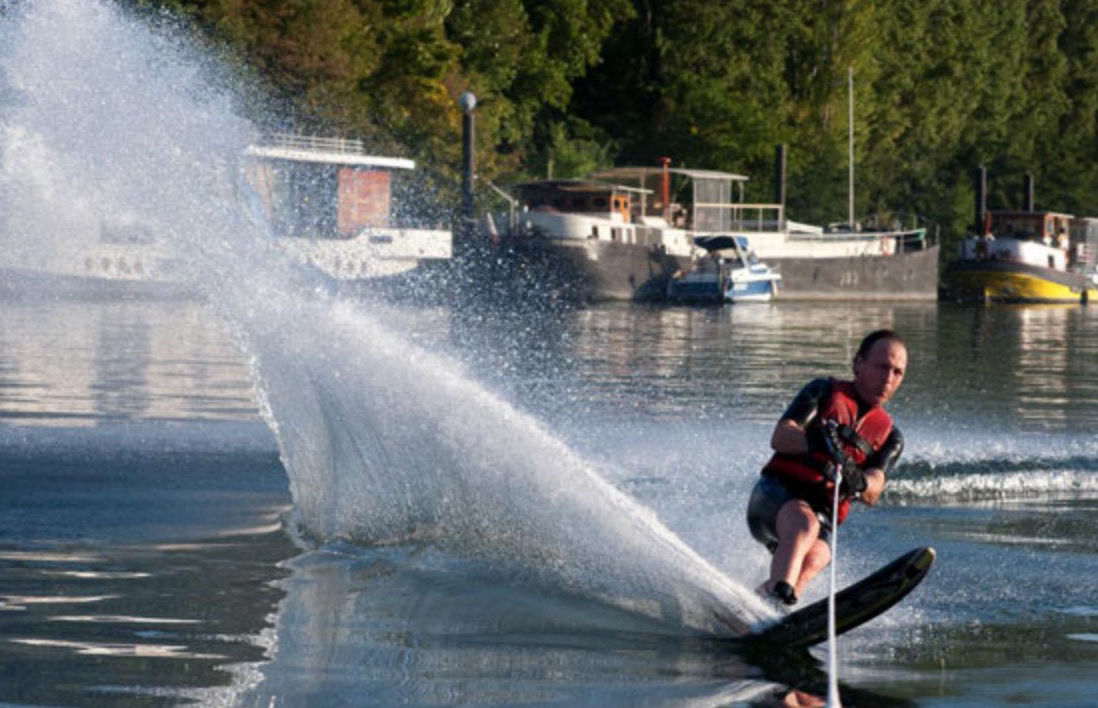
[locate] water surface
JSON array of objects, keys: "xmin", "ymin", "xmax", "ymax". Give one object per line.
[{"xmin": 2, "ymin": 298, "xmax": 1097, "ymax": 706}]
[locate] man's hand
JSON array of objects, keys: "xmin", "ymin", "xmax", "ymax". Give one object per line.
[
  {"xmin": 805, "ymin": 419, "xmax": 844, "ymax": 460},
  {"xmin": 808, "ymin": 420, "xmax": 868, "ymax": 497},
  {"xmin": 859, "ymin": 468, "xmax": 886, "ymax": 505},
  {"xmin": 839, "ymin": 460, "xmax": 867, "ymax": 496}
]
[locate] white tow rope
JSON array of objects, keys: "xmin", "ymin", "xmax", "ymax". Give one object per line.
[{"xmin": 826, "ymin": 462, "xmax": 843, "ymax": 707}]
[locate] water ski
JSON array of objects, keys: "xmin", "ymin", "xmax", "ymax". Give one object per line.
[{"xmin": 746, "ymin": 546, "xmax": 935, "ymax": 650}]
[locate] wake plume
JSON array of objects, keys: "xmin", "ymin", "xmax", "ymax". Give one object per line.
[{"xmin": 242, "ymin": 295, "xmax": 774, "ymax": 635}]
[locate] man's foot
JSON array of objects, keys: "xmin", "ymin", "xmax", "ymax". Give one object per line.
[
  {"xmin": 770, "ymin": 580, "xmax": 797, "ymax": 606},
  {"xmin": 755, "ymin": 579, "xmax": 798, "ymax": 607}
]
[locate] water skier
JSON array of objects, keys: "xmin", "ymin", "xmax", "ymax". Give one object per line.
[{"xmin": 746, "ymin": 329, "xmax": 907, "ymax": 605}]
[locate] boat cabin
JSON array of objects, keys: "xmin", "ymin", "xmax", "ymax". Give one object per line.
[
  {"xmin": 512, "ymin": 180, "xmax": 636, "ymax": 224},
  {"xmin": 965, "ymin": 210, "xmax": 1098, "ymax": 272},
  {"xmin": 242, "ymin": 134, "xmax": 451, "ymax": 280},
  {"xmin": 693, "ymin": 234, "xmax": 763, "ymax": 268},
  {"xmin": 1070, "ymin": 217, "xmax": 1098, "ymax": 269},
  {"xmin": 245, "ymin": 135, "xmax": 418, "ymax": 239},
  {"xmin": 590, "ymin": 166, "xmax": 783, "ymax": 234},
  {"xmin": 987, "ymin": 211, "xmax": 1072, "ymax": 247}
]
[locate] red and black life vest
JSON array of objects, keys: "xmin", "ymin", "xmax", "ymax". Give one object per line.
[{"xmin": 762, "ymin": 379, "xmax": 893, "ymax": 523}]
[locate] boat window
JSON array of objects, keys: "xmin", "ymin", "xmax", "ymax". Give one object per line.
[
  {"xmin": 611, "ymin": 227, "xmax": 621, "ymax": 242},
  {"xmin": 593, "ymin": 197, "xmax": 608, "ymax": 209}
]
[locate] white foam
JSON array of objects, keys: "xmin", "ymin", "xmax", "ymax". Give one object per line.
[{"xmin": 241, "ymin": 296, "xmax": 775, "ymax": 634}]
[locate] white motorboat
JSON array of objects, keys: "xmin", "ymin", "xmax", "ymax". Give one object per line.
[{"xmin": 667, "ymin": 235, "xmax": 780, "ymax": 303}]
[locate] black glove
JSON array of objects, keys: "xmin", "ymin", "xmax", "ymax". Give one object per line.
[
  {"xmin": 839, "ymin": 460, "xmax": 867, "ymax": 496},
  {"xmin": 805, "ymin": 419, "xmax": 844, "ymax": 461}
]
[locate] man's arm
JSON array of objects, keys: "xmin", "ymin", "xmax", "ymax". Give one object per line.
[
  {"xmin": 769, "ymin": 378, "xmax": 831, "ymax": 454},
  {"xmin": 859, "ymin": 427, "xmax": 904, "ymax": 505}
]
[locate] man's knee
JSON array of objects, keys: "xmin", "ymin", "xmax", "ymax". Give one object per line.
[
  {"xmin": 802, "ymin": 541, "xmax": 832, "ymax": 573},
  {"xmin": 777, "ymin": 500, "xmax": 821, "ymax": 536}
]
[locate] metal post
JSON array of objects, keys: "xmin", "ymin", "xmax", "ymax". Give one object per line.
[
  {"xmin": 774, "ymin": 144, "xmax": 786, "ymax": 229},
  {"xmin": 975, "ymin": 166, "xmax": 988, "ymax": 235},
  {"xmin": 848, "ymin": 66, "xmax": 855, "ymax": 230},
  {"xmin": 459, "ymin": 91, "xmax": 476, "ymax": 239},
  {"xmin": 659, "ymin": 156, "xmax": 671, "ymax": 222}
]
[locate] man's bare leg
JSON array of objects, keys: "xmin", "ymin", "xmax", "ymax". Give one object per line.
[
  {"xmin": 767, "ymin": 499, "xmax": 832, "ymax": 600},
  {"xmin": 793, "ymin": 537, "xmax": 832, "ymax": 597}
]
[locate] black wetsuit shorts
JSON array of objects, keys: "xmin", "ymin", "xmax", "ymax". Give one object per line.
[{"xmin": 746, "ymin": 475, "xmax": 833, "ymax": 553}]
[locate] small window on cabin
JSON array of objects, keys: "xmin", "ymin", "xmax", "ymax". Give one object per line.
[
  {"xmin": 590, "ymin": 226, "xmax": 598, "ymax": 239},
  {"xmin": 611, "ymin": 228, "xmax": 621, "ymax": 241},
  {"xmin": 593, "ymin": 197, "xmax": 608, "ymax": 209}
]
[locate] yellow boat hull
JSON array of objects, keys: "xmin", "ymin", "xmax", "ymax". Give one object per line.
[{"xmin": 944, "ymin": 260, "xmax": 1098, "ymax": 303}]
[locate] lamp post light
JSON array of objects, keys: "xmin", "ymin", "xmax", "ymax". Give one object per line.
[{"xmin": 459, "ymin": 92, "xmax": 476, "ymax": 236}]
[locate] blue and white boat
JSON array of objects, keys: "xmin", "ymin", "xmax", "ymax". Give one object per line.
[{"xmin": 666, "ymin": 235, "xmax": 781, "ymax": 303}]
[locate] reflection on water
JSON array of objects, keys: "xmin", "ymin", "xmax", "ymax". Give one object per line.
[
  {"xmin": 0, "ymin": 300, "xmax": 257, "ymax": 425},
  {"xmin": 447, "ymin": 300, "xmax": 1098, "ymax": 433},
  {"xmin": 0, "ymin": 525, "xmax": 296, "ymax": 706},
  {"xmin": 933, "ymin": 304, "xmax": 1098, "ymax": 432},
  {"xmin": 5, "ymin": 300, "xmax": 1098, "ymax": 433},
  {"xmin": 450, "ymin": 301, "xmax": 906, "ymax": 424},
  {"xmin": 235, "ymin": 543, "xmax": 860, "ymax": 707}
]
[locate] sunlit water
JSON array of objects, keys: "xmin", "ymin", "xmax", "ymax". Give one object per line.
[{"xmin": 3, "ymin": 299, "xmax": 1098, "ymax": 706}]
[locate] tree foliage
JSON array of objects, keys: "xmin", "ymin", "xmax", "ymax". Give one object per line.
[{"xmin": 140, "ymin": 0, "xmax": 1098, "ymax": 247}]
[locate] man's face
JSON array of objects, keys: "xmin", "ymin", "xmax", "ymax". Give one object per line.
[{"xmin": 853, "ymin": 338, "xmax": 907, "ymax": 407}]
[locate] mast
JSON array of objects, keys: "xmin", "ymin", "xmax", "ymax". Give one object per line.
[{"xmin": 848, "ymin": 66, "xmax": 854, "ymax": 229}]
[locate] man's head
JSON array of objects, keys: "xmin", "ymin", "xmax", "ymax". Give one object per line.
[{"xmin": 852, "ymin": 329, "xmax": 907, "ymax": 407}]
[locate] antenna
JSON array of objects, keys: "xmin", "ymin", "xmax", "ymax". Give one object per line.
[{"xmin": 848, "ymin": 66, "xmax": 855, "ymax": 230}]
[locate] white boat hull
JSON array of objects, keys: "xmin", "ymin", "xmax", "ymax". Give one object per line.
[{"xmin": 0, "ymin": 228, "xmax": 452, "ymax": 299}]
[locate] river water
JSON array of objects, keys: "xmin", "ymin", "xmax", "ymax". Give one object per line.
[
  {"xmin": 2, "ymin": 297, "xmax": 1097, "ymax": 706},
  {"xmin": 4, "ymin": 1, "xmax": 1098, "ymax": 704}
]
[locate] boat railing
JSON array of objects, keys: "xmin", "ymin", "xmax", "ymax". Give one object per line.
[
  {"xmin": 829, "ymin": 213, "xmax": 940, "ymax": 253},
  {"xmin": 692, "ymin": 202, "xmax": 785, "ymax": 233},
  {"xmin": 263, "ymin": 133, "xmax": 368, "ymax": 156},
  {"xmin": 897, "ymin": 225, "xmax": 937, "ymax": 252}
]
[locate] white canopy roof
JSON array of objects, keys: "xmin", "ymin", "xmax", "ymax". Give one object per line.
[{"xmin": 590, "ymin": 166, "xmax": 749, "ymax": 183}]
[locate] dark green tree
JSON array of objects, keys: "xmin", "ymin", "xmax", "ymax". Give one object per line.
[{"xmin": 126, "ymin": 0, "xmax": 1098, "ymax": 244}]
